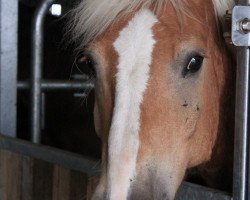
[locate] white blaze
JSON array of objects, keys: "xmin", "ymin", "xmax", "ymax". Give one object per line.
[{"xmin": 108, "ymin": 9, "xmax": 157, "ymax": 200}]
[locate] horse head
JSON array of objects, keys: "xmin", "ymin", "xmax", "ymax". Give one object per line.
[{"xmin": 69, "ymin": 0, "xmax": 235, "ymax": 199}]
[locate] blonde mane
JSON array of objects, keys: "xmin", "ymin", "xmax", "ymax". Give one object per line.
[{"xmin": 67, "ymin": 0, "xmax": 234, "ymax": 49}]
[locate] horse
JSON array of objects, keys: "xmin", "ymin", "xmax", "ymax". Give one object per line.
[{"xmin": 68, "ymin": 0, "xmax": 235, "ymax": 199}]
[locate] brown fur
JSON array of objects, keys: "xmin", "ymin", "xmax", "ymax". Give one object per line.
[{"xmin": 86, "ymin": 0, "xmax": 234, "ymax": 199}]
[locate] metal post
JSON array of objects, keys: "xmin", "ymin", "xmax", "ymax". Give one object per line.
[
  {"xmin": 41, "ymin": 92, "xmax": 46, "ymax": 130},
  {"xmin": 246, "ymin": 0, "xmax": 250, "ymax": 194},
  {"xmin": 247, "ymin": 54, "xmax": 250, "ymax": 200},
  {"xmin": 232, "ymin": 0, "xmax": 250, "ymax": 200},
  {"xmin": 233, "ymin": 48, "xmax": 250, "ymax": 200},
  {"xmin": 0, "ymin": 0, "xmax": 18, "ymax": 137},
  {"xmin": 31, "ymin": 0, "xmax": 55, "ymax": 143},
  {"xmin": 18, "ymin": 80, "xmax": 94, "ymax": 91}
]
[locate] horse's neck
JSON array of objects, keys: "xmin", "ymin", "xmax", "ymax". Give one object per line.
[{"xmin": 198, "ymin": 48, "xmax": 235, "ymax": 192}]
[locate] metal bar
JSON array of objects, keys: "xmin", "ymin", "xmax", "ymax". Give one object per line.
[
  {"xmin": 233, "ymin": 48, "xmax": 249, "ymax": 200},
  {"xmin": 0, "ymin": 134, "xmax": 100, "ymax": 176},
  {"xmin": 233, "ymin": 1, "xmax": 250, "ymax": 200},
  {"xmin": 238, "ymin": 0, "xmax": 250, "ymax": 5},
  {"xmin": 41, "ymin": 92, "xmax": 45, "ymax": 130},
  {"xmin": 0, "ymin": 0, "xmax": 18, "ymax": 137},
  {"xmin": 18, "ymin": 80, "xmax": 94, "ymax": 91},
  {"xmin": 0, "ymin": 134, "xmax": 232, "ymax": 199},
  {"xmin": 176, "ymin": 182, "xmax": 231, "ymax": 200},
  {"xmin": 30, "ymin": 0, "xmax": 55, "ymax": 144}
]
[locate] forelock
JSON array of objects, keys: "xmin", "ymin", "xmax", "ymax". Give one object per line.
[{"xmin": 66, "ymin": 0, "xmax": 235, "ymax": 50}]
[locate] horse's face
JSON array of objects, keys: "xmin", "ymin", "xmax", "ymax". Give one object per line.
[{"xmin": 88, "ymin": 1, "xmax": 229, "ymax": 199}]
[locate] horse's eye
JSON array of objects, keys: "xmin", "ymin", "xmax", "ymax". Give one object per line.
[
  {"xmin": 82, "ymin": 55, "xmax": 96, "ymax": 76},
  {"xmin": 85, "ymin": 56, "xmax": 96, "ymax": 76},
  {"xmin": 77, "ymin": 54, "xmax": 96, "ymax": 76},
  {"xmin": 183, "ymin": 55, "xmax": 204, "ymax": 77}
]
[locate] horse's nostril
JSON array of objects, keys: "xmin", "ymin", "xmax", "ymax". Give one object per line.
[{"xmin": 162, "ymin": 192, "xmax": 170, "ymax": 200}]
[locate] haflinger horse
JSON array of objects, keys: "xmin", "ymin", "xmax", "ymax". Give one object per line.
[{"xmin": 68, "ymin": 0, "xmax": 235, "ymax": 199}]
